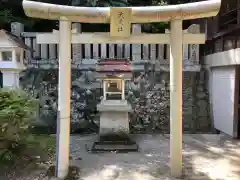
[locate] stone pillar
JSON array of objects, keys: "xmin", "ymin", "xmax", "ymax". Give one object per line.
[
  {"xmin": 0, "ymin": 51, "xmax": 2, "ymax": 60},
  {"xmin": 11, "ymin": 22, "xmax": 24, "ymax": 37},
  {"xmin": 169, "ymin": 19, "xmax": 183, "ymax": 178},
  {"xmin": 12, "ymin": 50, "xmax": 17, "ymax": 63},
  {"xmin": 56, "ymin": 17, "xmax": 72, "ymax": 179},
  {"xmin": 103, "ymin": 81, "xmax": 107, "ymax": 100},
  {"xmin": 72, "ymin": 23, "xmax": 82, "ymax": 63},
  {"xmin": 1, "ymin": 71, "xmax": 20, "ymax": 88},
  {"xmin": 188, "ymin": 24, "xmax": 200, "ymax": 64},
  {"xmin": 132, "ymin": 24, "xmax": 141, "ymax": 61},
  {"xmin": 122, "ymin": 80, "xmax": 125, "ymax": 100}
]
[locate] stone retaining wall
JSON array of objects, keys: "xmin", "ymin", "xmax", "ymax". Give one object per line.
[{"xmin": 20, "ymin": 68, "xmax": 212, "ymax": 133}]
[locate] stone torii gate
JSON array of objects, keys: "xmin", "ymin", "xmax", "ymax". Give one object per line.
[{"xmin": 22, "ymin": 0, "xmax": 221, "ymax": 179}]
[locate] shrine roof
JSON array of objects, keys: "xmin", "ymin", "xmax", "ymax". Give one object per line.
[
  {"xmin": 96, "ymin": 65, "xmax": 132, "ymax": 72},
  {"xmin": 97, "ymin": 58, "xmax": 130, "ymax": 65},
  {"xmin": 96, "ymin": 58, "xmax": 132, "ymax": 72},
  {"xmin": 0, "ymin": 30, "xmax": 34, "ymax": 52}
]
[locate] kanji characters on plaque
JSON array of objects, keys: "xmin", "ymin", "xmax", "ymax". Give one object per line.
[{"xmin": 110, "ymin": 8, "xmax": 131, "ymax": 37}]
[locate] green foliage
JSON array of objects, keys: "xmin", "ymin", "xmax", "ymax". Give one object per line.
[
  {"xmin": 0, "ymin": 88, "xmax": 38, "ymax": 162},
  {"xmin": 151, "ymin": 22, "xmax": 169, "ymax": 33},
  {"xmin": 84, "ymin": 0, "xmax": 128, "ymax": 7},
  {"xmin": 148, "ymin": 1, "xmax": 169, "ymax": 33},
  {"xmin": 0, "ymin": 2, "xmax": 36, "ymax": 29},
  {"xmin": 25, "ymin": 134, "xmax": 56, "ymax": 159}
]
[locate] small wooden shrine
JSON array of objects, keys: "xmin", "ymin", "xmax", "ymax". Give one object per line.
[{"xmin": 91, "ymin": 58, "xmax": 138, "ymax": 152}]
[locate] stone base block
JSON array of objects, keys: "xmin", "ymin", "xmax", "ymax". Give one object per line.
[
  {"xmin": 91, "ymin": 133, "xmax": 138, "ymax": 152},
  {"xmin": 91, "ymin": 143, "xmax": 138, "ymax": 152},
  {"xmin": 99, "ymin": 111, "xmax": 130, "ymax": 135}
]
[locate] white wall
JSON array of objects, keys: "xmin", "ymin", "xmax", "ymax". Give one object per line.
[
  {"xmin": 211, "ymin": 66, "xmax": 237, "ymax": 137},
  {"xmin": 204, "ymin": 48, "xmax": 240, "ymax": 67},
  {"xmin": 2, "ymin": 71, "xmax": 19, "ymax": 88},
  {"xmin": 205, "ymin": 50, "xmax": 238, "ymax": 137}
]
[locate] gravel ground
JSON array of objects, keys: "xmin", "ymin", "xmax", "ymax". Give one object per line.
[
  {"xmin": 69, "ymin": 134, "xmax": 240, "ymax": 180},
  {"xmin": 5, "ymin": 134, "xmax": 240, "ymax": 180}
]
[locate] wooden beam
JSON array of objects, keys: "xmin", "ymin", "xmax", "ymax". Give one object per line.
[
  {"xmin": 208, "ymin": 24, "xmax": 240, "ymax": 40},
  {"xmin": 36, "ymin": 32, "xmax": 205, "ymax": 44}
]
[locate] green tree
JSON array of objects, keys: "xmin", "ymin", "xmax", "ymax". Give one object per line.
[{"xmin": 0, "ymin": 88, "xmax": 38, "ymax": 161}]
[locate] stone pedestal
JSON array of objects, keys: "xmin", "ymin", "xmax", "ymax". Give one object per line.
[
  {"xmin": 91, "ymin": 100, "xmax": 138, "ymax": 152},
  {"xmin": 97, "ymin": 100, "xmax": 131, "ymax": 134},
  {"xmin": 2, "ymin": 71, "xmax": 20, "ymax": 88},
  {"xmin": 99, "ymin": 112, "xmax": 129, "ymax": 134}
]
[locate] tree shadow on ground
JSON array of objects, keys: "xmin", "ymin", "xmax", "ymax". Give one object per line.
[
  {"xmin": 69, "ymin": 134, "xmax": 240, "ymax": 180},
  {"xmin": 181, "ymin": 134, "xmax": 240, "ymax": 180}
]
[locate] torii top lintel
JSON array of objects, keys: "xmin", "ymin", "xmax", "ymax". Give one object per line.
[{"xmin": 22, "ymin": 0, "xmax": 221, "ymax": 23}]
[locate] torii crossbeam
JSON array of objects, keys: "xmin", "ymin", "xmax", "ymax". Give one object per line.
[
  {"xmin": 22, "ymin": 0, "xmax": 221, "ymax": 179},
  {"xmin": 36, "ymin": 32, "xmax": 205, "ymax": 44}
]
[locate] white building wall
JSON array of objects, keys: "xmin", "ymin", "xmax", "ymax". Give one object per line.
[
  {"xmin": 211, "ymin": 67, "xmax": 237, "ymax": 137},
  {"xmin": 204, "ymin": 49, "xmax": 239, "ymax": 137}
]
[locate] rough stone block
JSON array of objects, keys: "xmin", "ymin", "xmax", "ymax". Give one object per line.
[{"xmin": 99, "ymin": 111, "xmax": 130, "ymax": 134}]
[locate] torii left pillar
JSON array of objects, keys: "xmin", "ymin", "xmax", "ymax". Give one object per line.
[{"xmin": 56, "ymin": 17, "xmax": 72, "ymax": 179}]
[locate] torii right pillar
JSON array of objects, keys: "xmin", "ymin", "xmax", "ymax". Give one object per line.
[{"xmin": 170, "ymin": 19, "xmax": 183, "ymax": 177}]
